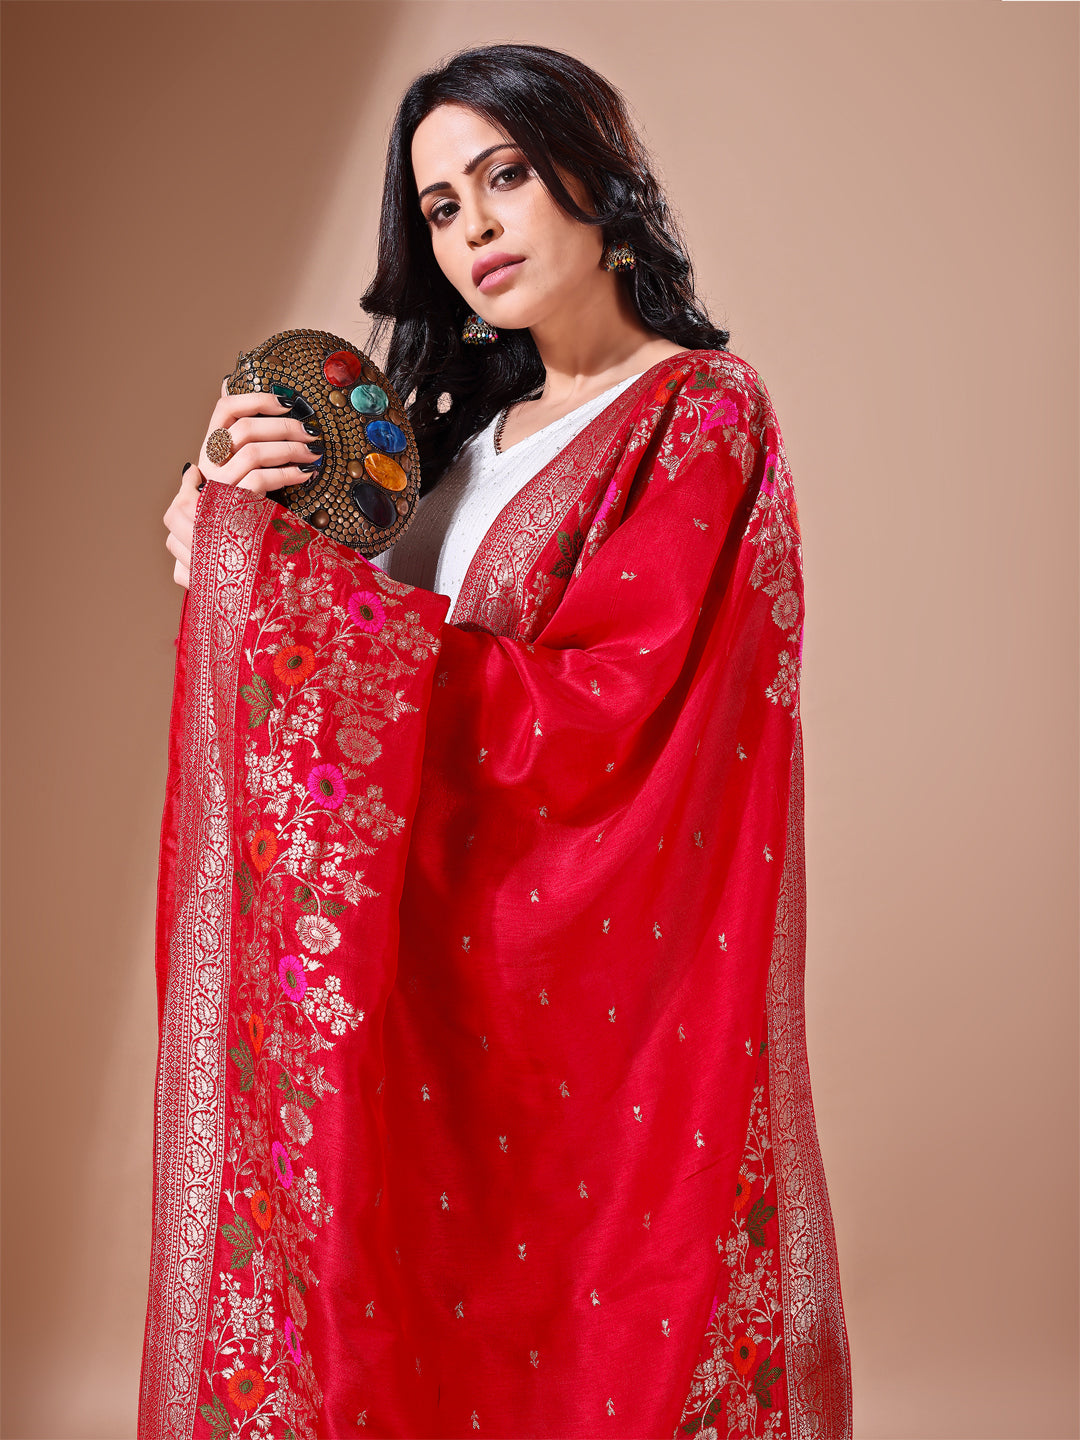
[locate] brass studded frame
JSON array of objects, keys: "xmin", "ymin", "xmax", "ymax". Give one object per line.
[{"xmin": 225, "ymin": 329, "xmax": 420, "ymax": 556}]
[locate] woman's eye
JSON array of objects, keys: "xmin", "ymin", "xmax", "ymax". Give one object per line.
[
  {"xmin": 428, "ymin": 201, "xmax": 458, "ymax": 226},
  {"xmin": 492, "ymin": 164, "xmax": 526, "ymax": 187}
]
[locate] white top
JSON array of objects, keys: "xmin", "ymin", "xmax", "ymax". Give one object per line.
[{"xmin": 370, "ymin": 372, "xmax": 644, "ymax": 609}]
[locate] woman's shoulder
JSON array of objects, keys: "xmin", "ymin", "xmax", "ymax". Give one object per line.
[
  {"xmin": 667, "ymin": 347, "xmax": 770, "ymax": 397},
  {"xmin": 642, "ymin": 348, "xmax": 779, "ymax": 433}
]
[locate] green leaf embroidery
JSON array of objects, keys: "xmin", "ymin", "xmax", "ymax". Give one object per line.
[
  {"xmin": 324, "ymin": 899, "xmax": 346, "ymax": 918},
  {"xmin": 222, "ymin": 1214, "xmax": 256, "ymax": 1270},
  {"xmin": 241, "ymin": 673, "xmax": 273, "ymax": 728},
  {"xmin": 283, "ymin": 1254, "xmax": 307, "ymax": 1296},
  {"xmin": 746, "ymin": 1195, "xmax": 776, "ymax": 1247},
  {"xmin": 276, "ymin": 1074, "xmax": 315, "ymax": 1110},
  {"xmin": 272, "ymin": 513, "xmax": 311, "ymax": 554},
  {"xmin": 692, "ymin": 369, "xmax": 720, "ymax": 390},
  {"xmin": 702, "ymin": 1392, "xmax": 724, "ymax": 1426},
  {"xmin": 198, "ymin": 1396, "xmax": 230, "ymax": 1440},
  {"xmin": 551, "ymin": 528, "xmax": 583, "ymax": 580},
  {"xmin": 293, "ymin": 883, "xmax": 318, "ymax": 915},
  {"xmin": 228, "ymin": 1041, "xmax": 255, "ymax": 1092},
  {"xmin": 235, "ymin": 861, "xmax": 254, "ymax": 916},
  {"xmin": 752, "ymin": 1360, "xmax": 784, "ymax": 1409}
]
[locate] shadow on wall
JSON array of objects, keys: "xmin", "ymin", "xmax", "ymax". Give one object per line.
[{"xmin": 0, "ymin": 4, "xmax": 404, "ymax": 1435}]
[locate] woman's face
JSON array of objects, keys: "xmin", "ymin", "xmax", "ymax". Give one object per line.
[{"xmin": 410, "ymin": 103, "xmax": 606, "ymax": 332}]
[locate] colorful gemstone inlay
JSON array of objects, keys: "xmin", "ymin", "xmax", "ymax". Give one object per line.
[
  {"xmin": 328, "ymin": 389, "xmax": 348, "ymax": 408},
  {"xmin": 366, "ymin": 420, "xmax": 407, "ymax": 455},
  {"xmin": 350, "ymin": 383, "xmax": 388, "ymax": 417},
  {"xmin": 346, "ymin": 460, "xmax": 365, "ymax": 481},
  {"xmin": 322, "ymin": 350, "xmax": 364, "ymax": 389},
  {"xmin": 351, "ymin": 481, "xmax": 396, "ymax": 528},
  {"xmin": 364, "ymin": 452, "xmax": 407, "ymax": 492}
]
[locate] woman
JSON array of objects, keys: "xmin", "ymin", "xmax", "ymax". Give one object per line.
[{"xmin": 147, "ymin": 44, "xmax": 851, "ymax": 1440}]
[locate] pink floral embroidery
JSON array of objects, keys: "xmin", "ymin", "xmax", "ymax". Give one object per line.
[
  {"xmin": 348, "ymin": 590, "xmax": 386, "ymax": 633},
  {"xmin": 702, "ymin": 396, "xmax": 739, "ymax": 432},
  {"xmin": 278, "ymin": 954, "xmax": 307, "ymax": 1001},
  {"xmin": 271, "ymin": 1140, "xmax": 294, "ymax": 1189},
  {"xmin": 307, "ymin": 762, "xmax": 346, "ymax": 809},
  {"xmin": 593, "ymin": 478, "xmax": 619, "ymax": 530}
]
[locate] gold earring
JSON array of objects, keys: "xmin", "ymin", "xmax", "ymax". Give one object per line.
[
  {"xmin": 462, "ymin": 312, "xmax": 499, "ymax": 344},
  {"xmin": 601, "ymin": 241, "xmax": 636, "ymax": 272}
]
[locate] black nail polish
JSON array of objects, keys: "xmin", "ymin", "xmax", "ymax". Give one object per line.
[
  {"xmin": 306, "ymin": 442, "xmax": 325, "ymax": 454},
  {"xmin": 302, "ymin": 421, "xmax": 322, "ymax": 437},
  {"xmin": 298, "ymin": 461, "xmax": 321, "ymax": 473},
  {"xmin": 182, "ymin": 461, "xmax": 192, "ymax": 475}
]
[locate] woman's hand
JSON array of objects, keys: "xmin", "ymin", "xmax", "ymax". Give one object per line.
[{"xmin": 164, "ymin": 379, "xmax": 324, "ymax": 589}]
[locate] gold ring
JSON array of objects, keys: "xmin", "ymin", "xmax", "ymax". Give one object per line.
[{"xmin": 206, "ymin": 427, "xmax": 234, "ymax": 466}]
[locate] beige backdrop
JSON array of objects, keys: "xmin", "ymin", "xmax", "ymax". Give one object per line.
[{"xmin": 2, "ymin": 3, "xmax": 1077, "ymax": 1437}]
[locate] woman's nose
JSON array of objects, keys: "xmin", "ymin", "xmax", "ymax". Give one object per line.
[{"xmin": 462, "ymin": 200, "xmax": 502, "ymax": 247}]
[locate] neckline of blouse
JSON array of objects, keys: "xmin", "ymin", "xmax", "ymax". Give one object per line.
[{"xmin": 491, "ymin": 370, "xmax": 647, "ymax": 458}]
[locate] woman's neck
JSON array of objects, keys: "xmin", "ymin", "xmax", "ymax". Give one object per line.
[{"xmin": 527, "ymin": 271, "xmax": 686, "ymax": 406}]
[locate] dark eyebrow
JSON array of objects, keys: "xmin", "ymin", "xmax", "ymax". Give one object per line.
[{"xmin": 416, "ymin": 143, "xmax": 518, "ymax": 204}]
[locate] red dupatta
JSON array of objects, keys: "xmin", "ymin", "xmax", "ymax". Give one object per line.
[{"xmin": 139, "ymin": 350, "xmax": 851, "ymax": 1439}]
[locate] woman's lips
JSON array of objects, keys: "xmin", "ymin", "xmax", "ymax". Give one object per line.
[{"xmin": 477, "ymin": 259, "xmax": 525, "ymax": 293}]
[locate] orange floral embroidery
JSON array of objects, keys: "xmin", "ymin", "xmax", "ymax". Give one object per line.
[
  {"xmin": 733, "ymin": 1172, "xmax": 753, "ymax": 1211},
  {"xmin": 249, "ymin": 830, "xmax": 277, "ymax": 874},
  {"xmin": 273, "ymin": 644, "xmax": 315, "ymax": 686},
  {"xmin": 732, "ymin": 1335, "xmax": 757, "ymax": 1377},
  {"xmin": 248, "ymin": 1013, "xmax": 264, "ymax": 1054},
  {"xmin": 250, "ymin": 1189, "xmax": 272, "ymax": 1231},
  {"xmin": 227, "ymin": 1368, "xmax": 267, "ymax": 1410}
]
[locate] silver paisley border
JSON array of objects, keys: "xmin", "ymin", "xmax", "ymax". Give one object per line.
[
  {"xmin": 140, "ymin": 490, "xmax": 270, "ymax": 1439},
  {"xmin": 768, "ymin": 718, "xmax": 853, "ymax": 1438}
]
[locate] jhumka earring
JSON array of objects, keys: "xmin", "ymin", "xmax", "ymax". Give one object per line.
[
  {"xmin": 462, "ymin": 311, "xmax": 499, "ymax": 344},
  {"xmin": 601, "ymin": 241, "xmax": 637, "ymax": 272}
]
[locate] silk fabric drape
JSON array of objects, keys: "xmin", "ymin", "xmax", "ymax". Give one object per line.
[{"xmin": 140, "ymin": 350, "xmax": 851, "ymax": 1439}]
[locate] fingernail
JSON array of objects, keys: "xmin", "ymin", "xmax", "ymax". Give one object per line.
[
  {"xmin": 182, "ymin": 461, "xmax": 192, "ymax": 475},
  {"xmin": 306, "ymin": 442, "xmax": 324, "ymax": 454},
  {"xmin": 298, "ymin": 461, "xmax": 321, "ymax": 473},
  {"xmin": 302, "ymin": 421, "xmax": 322, "ymax": 437}
]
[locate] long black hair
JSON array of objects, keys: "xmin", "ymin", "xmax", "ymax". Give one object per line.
[{"xmin": 361, "ymin": 44, "xmax": 729, "ymax": 490}]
